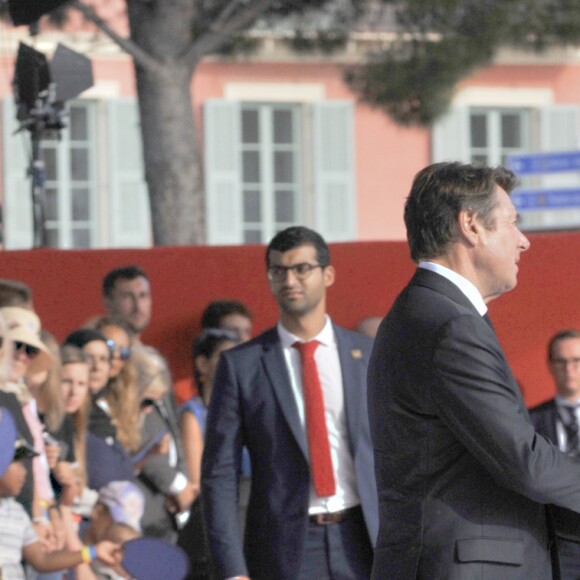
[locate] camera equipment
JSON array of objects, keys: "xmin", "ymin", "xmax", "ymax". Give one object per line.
[{"xmin": 12, "ymin": 42, "xmax": 93, "ymax": 246}]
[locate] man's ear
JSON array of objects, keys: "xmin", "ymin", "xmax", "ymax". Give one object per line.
[
  {"xmin": 324, "ymin": 265, "xmax": 336, "ymax": 288},
  {"xmin": 457, "ymin": 209, "xmax": 481, "ymax": 247}
]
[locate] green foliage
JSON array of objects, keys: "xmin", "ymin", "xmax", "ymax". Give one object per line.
[
  {"xmin": 286, "ymin": 29, "xmax": 349, "ymax": 55},
  {"xmin": 346, "ymin": 0, "xmax": 580, "ymax": 127},
  {"xmin": 346, "ymin": 36, "xmax": 493, "ymax": 126}
]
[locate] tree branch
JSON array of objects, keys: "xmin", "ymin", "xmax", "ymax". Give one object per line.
[
  {"xmin": 69, "ymin": 0, "xmax": 163, "ymax": 72},
  {"xmin": 186, "ymin": 0, "xmax": 281, "ymax": 61}
]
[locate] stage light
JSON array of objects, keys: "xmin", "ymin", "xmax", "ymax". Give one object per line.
[{"xmin": 8, "ymin": 0, "xmax": 72, "ymax": 27}]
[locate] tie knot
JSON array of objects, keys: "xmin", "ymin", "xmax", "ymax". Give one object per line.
[{"xmin": 292, "ymin": 340, "xmax": 320, "ymax": 358}]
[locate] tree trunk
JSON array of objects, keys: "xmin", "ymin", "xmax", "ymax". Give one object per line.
[{"xmin": 133, "ymin": 61, "xmax": 204, "ymax": 245}]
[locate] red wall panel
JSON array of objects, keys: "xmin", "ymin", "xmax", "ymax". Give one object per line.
[{"xmin": 0, "ymin": 232, "xmax": 576, "ymax": 406}]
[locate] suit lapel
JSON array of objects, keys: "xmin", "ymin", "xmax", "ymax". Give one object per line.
[
  {"xmin": 260, "ymin": 329, "xmax": 309, "ymax": 458},
  {"xmin": 546, "ymin": 401, "xmax": 559, "ymax": 444},
  {"xmin": 335, "ymin": 325, "xmax": 362, "ymax": 454}
]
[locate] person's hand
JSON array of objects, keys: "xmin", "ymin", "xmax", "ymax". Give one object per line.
[
  {"xmin": 165, "ymin": 481, "xmax": 196, "ymax": 514},
  {"xmin": 33, "ymin": 520, "xmax": 57, "ymax": 551},
  {"xmin": 44, "ymin": 443, "xmax": 61, "ymax": 470},
  {"xmin": 95, "ymin": 540, "xmax": 123, "ymax": 566},
  {"xmin": 52, "ymin": 461, "xmax": 76, "ymax": 487},
  {"xmin": 173, "ymin": 481, "xmax": 196, "ymax": 511},
  {"xmin": 48, "ymin": 507, "xmax": 66, "ymax": 551}
]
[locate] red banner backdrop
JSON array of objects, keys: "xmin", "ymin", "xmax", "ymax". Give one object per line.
[{"xmin": 1, "ymin": 232, "xmax": 578, "ymax": 406}]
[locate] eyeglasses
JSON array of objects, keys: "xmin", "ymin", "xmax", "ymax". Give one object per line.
[
  {"xmin": 14, "ymin": 341, "xmax": 40, "ymax": 359},
  {"xmin": 267, "ymin": 263, "xmax": 323, "ymax": 282},
  {"xmin": 551, "ymin": 357, "xmax": 580, "ymax": 370},
  {"xmin": 140, "ymin": 398, "xmax": 156, "ymax": 409},
  {"xmin": 106, "ymin": 339, "xmax": 131, "ymax": 361}
]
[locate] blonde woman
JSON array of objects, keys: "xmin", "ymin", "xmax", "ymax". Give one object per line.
[{"xmin": 93, "ymin": 317, "xmax": 141, "ymax": 454}]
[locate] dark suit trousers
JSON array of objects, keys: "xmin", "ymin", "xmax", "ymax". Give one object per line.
[{"xmin": 297, "ymin": 506, "xmax": 373, "ymax": 580}]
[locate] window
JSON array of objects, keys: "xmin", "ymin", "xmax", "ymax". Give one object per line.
[
  {"xmin": 240, "ymin": 104, "xmax": 302, "ymax": 243},
  {"xmin": 3, "ymin": 97, "xmax": 150, "ymax": 249},
  {"xmin": 204, "ymin": 99, "xmax": 356, "ymax": 245},
  {"xmin": 42, "ymin": 101, "xmax": 97, "ymax": 248},
  {"xmin": 468, "ymin": 109, "xmax": 530, "ymax": 166},
  {"xmin": 432, "ymin": 103, "xmax": 580, "ymax": 231}
]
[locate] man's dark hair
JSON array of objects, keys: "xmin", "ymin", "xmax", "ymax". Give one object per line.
[
  {"xmin": 102, "ymin": 265, "xmax": 149, "ymax": 298},
  {"xmin": 404, "ymin": 162, "xmax": 517, "ymax": 263},
  {"xmin": 547, "ymin": 329, "xmax": 580, "ymax": 360},
  {"xmin": 265, "ymin": 226, "xmax": 330, "ymax": 268},
  {"xmin": 201, "ymin": 300, "xmax": 252, "ymax": 329},
  {"xmin": 0, "ymin": 278, "xmax": 32, "ymax": 308}
]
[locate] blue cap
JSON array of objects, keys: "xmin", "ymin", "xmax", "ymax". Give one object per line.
[{"xmin": 122, "ymin": 537, "xmax": 189, "ymax": 580}]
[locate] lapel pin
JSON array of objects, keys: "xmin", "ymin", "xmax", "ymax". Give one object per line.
[{"xmin": 351, "ymin": 349, "xmax": 362, "ymax": 359}]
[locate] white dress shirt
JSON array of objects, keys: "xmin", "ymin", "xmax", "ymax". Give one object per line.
[
  {"xmin": 277, "ymin": 316, "xmax": 360, "ymax": 514},
  {"xmin": 555, "ymin": 396, "xmax": 580, "ymax": 452},
  {"xmin": 419, "ymin": 261, "xmax": 488, "ymax": 316}
]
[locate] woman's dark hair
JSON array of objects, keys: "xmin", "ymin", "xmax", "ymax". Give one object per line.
[{"xmin": 192, "ymin": 328, "xmax": 239, "ymax": 394}]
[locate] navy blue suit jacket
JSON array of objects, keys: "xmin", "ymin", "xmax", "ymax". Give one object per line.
[
  {"xmin": 202, "ymin": 323, "xmax": 378, "ymax": 580},
  {"xmin": 368, "ymin": 268, "xmax": 580, "ymax": 580}
]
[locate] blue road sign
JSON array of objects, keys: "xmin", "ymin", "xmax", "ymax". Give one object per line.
[
  {"xmin": 512, "ymin": 187, "xmax": 580, "ymax": 210},
  {"xmin": 507, "ymin": 151, "xmax": 580, "ymax": 175}
]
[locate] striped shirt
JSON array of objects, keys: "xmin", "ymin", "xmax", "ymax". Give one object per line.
[{"xmin": 0, "ymin": 497, "xmax": 37, "ymax": 579}]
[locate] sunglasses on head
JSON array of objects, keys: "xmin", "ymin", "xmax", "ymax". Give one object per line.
[
  {"xmin": 13, "ymin": 438, "xmax": 38, "ymax": 461},
  {"xmin": 106, "ymin": 339, "xmax": 131, "ymax": 361},
  {"xmin": 14, "ymin": 341, "xmax": 40, "ymax": 358}
]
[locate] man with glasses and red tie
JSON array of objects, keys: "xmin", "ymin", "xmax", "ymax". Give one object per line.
[
  {"xmin": 202, "ymin": 226, "xmax": 378, "ymax": 580},
  {"xmin": 530, "ymin": 329, "xmax": 580, "ymax": 579}
]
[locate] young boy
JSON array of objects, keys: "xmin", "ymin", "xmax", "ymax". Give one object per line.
[{"xmin": 0, "ymin": 406, "xmax": 121, "ymax": 578}]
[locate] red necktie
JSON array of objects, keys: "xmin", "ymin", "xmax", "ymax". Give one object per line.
[{"xmin": 292, "ymin": 340, "xmax": 336, "ymax": 497}]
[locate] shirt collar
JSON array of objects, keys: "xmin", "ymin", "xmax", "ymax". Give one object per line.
[
  {"xmin": 419, "ymin": 261, "xmax": 487, "ymax": 316},
  {"xmin": 556, "ymin": 395, "xmax": 580, "ymax": 408},
  {"xmin": 277, "ymin": 315, "xmax": 334, "ymax": 348}
]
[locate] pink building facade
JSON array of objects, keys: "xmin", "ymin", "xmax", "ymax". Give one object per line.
[{"xmin": 2, "ymin": 12, "xmax": 580, "ymax": 249}]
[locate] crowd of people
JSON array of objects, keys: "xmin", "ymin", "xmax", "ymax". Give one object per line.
[
  {"xmin": 7, "ymin": 160, "xmax": 580, "ymax": 580},
  {"xmin": 0, "ymin": 265, "xmax": 259, "ymax": 579}
]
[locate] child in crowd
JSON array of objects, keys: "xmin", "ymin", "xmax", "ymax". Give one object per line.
[{"xmin": 0, "ymin": 406, "xmax": 121, "ymax": 578}]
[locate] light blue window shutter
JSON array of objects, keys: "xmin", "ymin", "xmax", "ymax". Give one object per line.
[
  {"xmin": 3, "ymin": 98, "xmax": 34, "ymax": 249},
  {"xmin": 432, "ymin": 105, "xmax": 470, "ymax": 163},
  {"xmin": 312, "ymin": 101, "xmax": 356, "ymax": 242},
  {"xmin": 107, "ymin": 99, "xmax": 151, "ymax": 248},
  {"xmin": 204, "ymin": 100, "xmax": 242, "ymax": 245},
  {"xmin": 540, "ymin": 105, "xmax": 580, "ymax": 189}
]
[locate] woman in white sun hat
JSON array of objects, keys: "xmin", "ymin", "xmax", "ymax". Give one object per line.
[{"xmin": 0, "ymin": 306, "xmax": 58, "ymax": 567}]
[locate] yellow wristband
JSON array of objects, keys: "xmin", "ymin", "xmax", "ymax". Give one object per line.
[{"xmin": 81, "ymin": 545, "xmax": 93, "ymax": 564}]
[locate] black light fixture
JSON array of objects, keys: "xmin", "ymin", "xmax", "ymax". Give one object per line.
[
  {"xmin": 12, "ymin": 41, "xmax": 93, "ymax": 247},
  {"xmin": 8, "ymin": 0, "xmax": 72, "ymax": 27}
]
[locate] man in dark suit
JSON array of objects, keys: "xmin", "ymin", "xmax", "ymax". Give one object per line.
[
  {"xmin": 202, "ymin": 226, "xmax": 378, "ymax": 580},
  {"xmin": 530, "ymin": 329, "xmax": 580, "ymax": 579},
  {"xmin": 368, "ymin": 161, "xmax": 580, "ymax": 579}
]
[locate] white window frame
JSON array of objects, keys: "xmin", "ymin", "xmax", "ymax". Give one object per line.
[
  {"xmin": 240, "ymin": 102, "xmax": 303, "ymax": 243},
  {"xmin": 42, "ymin": 99, "xmax": 99, "ymax": 248},
  {"xmin": 205, "ymin": 84, "xmax": 356, "ymax": 244}
]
